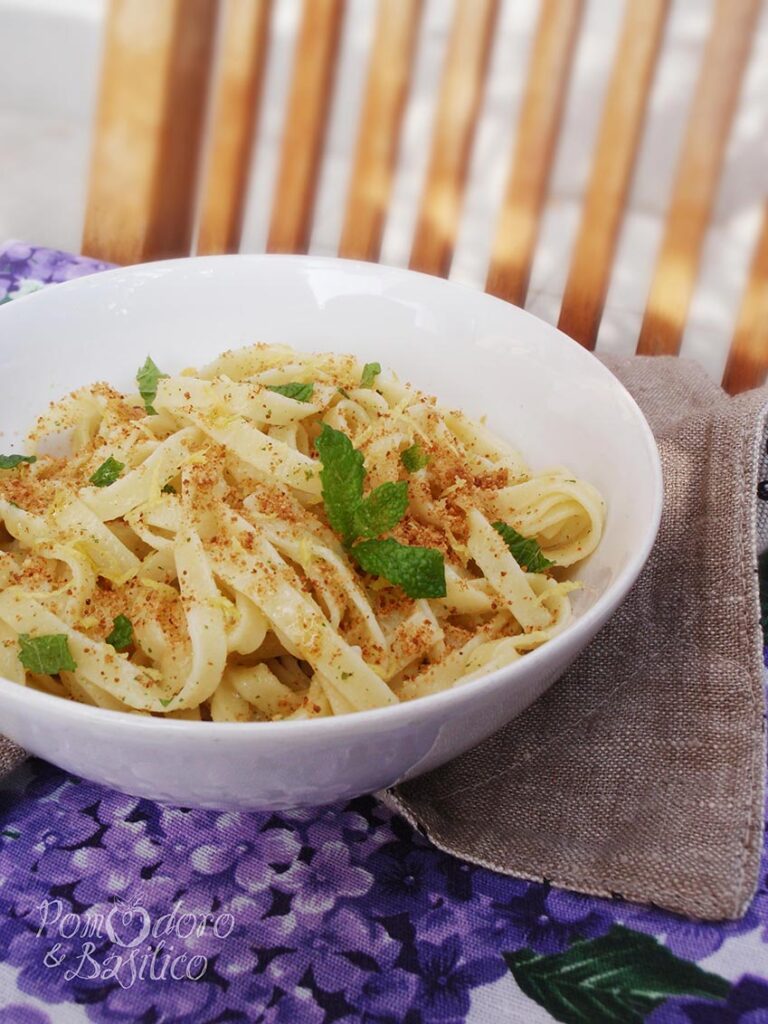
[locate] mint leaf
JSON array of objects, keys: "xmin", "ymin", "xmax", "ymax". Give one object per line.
[
  {"xmin": 316, "ymin": 424, "xmax": 365, "ymax": 546},
  {"xmin": 353, "ymin": 481, "xmax": 409, "ymax": 540},
  {"xmin": 316, "ymin": 427, "xmax": 444, "ymax": 596},
  {"xmin": 136, "ymin": 356, "xmax": 167, "ymax": 415},
  {"xmin": 0, "ymin": 454, "xmax": 36, "ymax": 469},
  {"xmin": 106, "ymin": 614, "xmax": 133, "ymax": 652},
  {"xmin": 504, "ymin": 926, "xmax": 729, "ymax": 1024},
  {"xmin": 352, "ymin": 539, "xmax": 445, "ymax": 599},
  {"xmin": 90, "ymin": 456, "xmax": 125, "ymax": 488},
  {"xmin": 492, "ymin": 521, "xmax": 553, "ymax": 573},
  {"xmin": 360, "ymin": 362, "xmax": 381, "ymax": 388},
  {"xmin": 401, "ymin": 444, "xmax": 429, "ymax": 473},
  {"xmin": 18, "ymin": 634, "xmax": 76, "ymax": 674},
  {"xmin": 267, "ymin": 382, "xmax": 314, "ymax": 403},
  {"xmin": 316, "ymin": 427, "xmax": 408, "ymax": 544}
]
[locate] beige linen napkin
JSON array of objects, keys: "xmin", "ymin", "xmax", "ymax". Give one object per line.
[
  {"xmin": 0, "ymin": 357, "xmax": 765, "ymax": 919},
  {"xmin": 388, "ymin": 355, "xmax": 768, "ymax": 921}
]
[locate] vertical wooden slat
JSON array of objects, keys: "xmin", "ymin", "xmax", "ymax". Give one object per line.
[
  {"xmin": 485, "ymin": 0, "xmax": 583, "ymax": 306},
  {"xmin": 266, "ymin": 0, "xmax": 345, "ymax": 254},
  {"xmin": 339, "ymin": 0, "xmax": 422, "ymax": 262},
  {"xmin": 197, "ymin": 0, "xmax": 272, "ymax": 255},
  {"xmin": 636, "ymin": 0, "xmax": 760, "ymax": 356},
  {"xmin": 721, "ymin": 205, "xmax": 768, "ymax": 395},
  {"xmin": 82, "ymin": 0, "xmax": 217, "ymax": 265},
  {"xmin": 558, "ymin": 0, "xmax": 668, "ymax": 348},
  {"xmin": 409, "ymin": 0, "xmax": 499, "ymax": 278}
]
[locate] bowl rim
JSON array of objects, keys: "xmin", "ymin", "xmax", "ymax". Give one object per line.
[{"xmin": 0, "ymin": 253, "xmax": 663, "ymax": 738}]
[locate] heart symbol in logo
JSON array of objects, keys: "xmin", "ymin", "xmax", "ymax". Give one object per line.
[{"xmin": 106, "ymin": 902, "xmax": 151, "ymax": 948}]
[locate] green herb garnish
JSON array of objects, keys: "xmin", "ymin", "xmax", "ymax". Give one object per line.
[
  {"xmin": 0, "ymin": 454, "xmax": 36, "ymax": 469},
  {"xmin": 492, "ymin": 521, "xmax": 553, "ymax": 573},
  {"xmin": 360, "ymin": 362, "xmax": 381, "ymax": 388},
  {"xmin": 315, "ymin": 425, "xmax": 408, "ymax": 544},
  {"xmin": 267, "ymin": 382, "xmax": 314, "ymax": 403},
  {"xmin": 315, "ymin": 424, "xmax": 367, "ymax": 546},
  {"xmin": 18, "ymin": 634, "xmax": 76, "ymax": 675},
  {"xmin": 159, "ymin": 698, "xmax": 173, "ymax": 708},
  {"xmin": 106, "ymin": 614, "xmax": 133, "ymax": 652},
  {"xmin": 400, "ymin": 444, "xmax": 429, "ymax": 473},
  {"xmin": 136, "ymin": 356, "xmax": 167, "ymax": 416},
  {"xmin": 353, "ymin": 481, "xmax": 409, "ymax": 540},
  {"xmin": 315, "ymin": 424, "xmax": 445, "ymax": 597},
  {"xmin": 89, "ymin": 456, "xmax": 125, "ymax": 488},
  {"xmin": 351, "ymin": 539, "xmax": 446, "ymax": 599},
  {"xmin": 161, "ymin": 483, "xmax": 176, "ymax": 494}
]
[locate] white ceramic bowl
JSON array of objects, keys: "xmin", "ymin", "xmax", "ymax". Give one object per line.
[{"xmin": 0, "ymin": 256, "xmax": 661, "ymax": 808}]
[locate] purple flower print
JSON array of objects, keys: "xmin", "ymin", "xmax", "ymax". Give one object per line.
[
  {"xmin": 365, "ymin": 844, "xmax": 455, "ymax": 916},
  {"xmin": 0, "ymin": 791, "xmax": 101, "ymax": 876},
  {"xmin": 143, "ymin": 886, "xmax": 263, "ymax": 976},
  {"xmin": 234, "ymin": 829, "xmax": 304, "ymax": 895},
  {"xmin": 289, "ymin": 842, "xmax": 373, "ymax": 915},
  {"xmin": 208, "ymin": 976, "xmax": 276, "ymax": 1023},
  {"xmin": 475, "ymin": 881, "xmax": 610, "ymax": 955},
  {"xmin": 219, "ymin": 889, "xmax": 297, "ymax": 971},
  {"xmin": 262, "ymin": 992, "xmax": 324, "ymax": 1024},
  {"xmin": 8, "ymin": 925, "xmax": 112, "ymax": 1007},
  {"xmin": 188, "ymin": 811, "xmax": 284, "ymax": 876},
  {"xmin": 55, "ymin": 778, "xmax": 139, "ymax": 823},
  {"xmin": 92, "ymin": 965, "xmax": 220, "ymax": 1024},
  {"xmin": 352, "ymin": 965, "xmax": 418, "ymax": 1022},
  {"xmin": 1, "ymin": 241, "xmax": 35, "ymax": 263},
  {"xmin": 541, "ymin": 887, "xmax": 613, "ymax": 939},
  {"xmin": 0, "ymin": 1008, "xmax": 53, "ymax": 1024},
  {"xmin": 0, "ymin": 241, "xmax": 112, "ymax": 287},
  {"xmin": 0, "ymin": 242, "xmax": 112, "ymax": 303},
  {"xmin": 260, "ymin": 906, "xmax": 395, "ymax": 993},
  {"xmin": 411, "ymin": 934, "xmax": 505, "ymax": 1021},
  {"xmin": 305, "ymin": 805, "xmax": 375, "ymax": 851},
  {"xmin": 157, "ymin": 808, "xmax": 249, "ymax": 883},
  {"xmin": 67, "ymin": 819, "xmax": 162, "ymax": 905},
  {"xmin": 647, "ymin": 975, "xmax": 768, "ymax": 1023},
  {"xmin": 0, "ymin": 864, "xmax": 58, "ymax": 941},
  {"xmin": 615, "ymin": 899, "xmax": 761, "ymax": 961},
  {"xmin": 328, "ymin": 912, "xmax": 420, "ymax": 1021},
  {"xmin": 0, "ymin": 749, "xmax": 748, "ymax": 1024}
]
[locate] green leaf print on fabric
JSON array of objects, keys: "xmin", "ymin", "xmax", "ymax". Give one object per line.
[{"xmin": 504, "ymin": 925, "xmax": 729, "ymax": 1024}]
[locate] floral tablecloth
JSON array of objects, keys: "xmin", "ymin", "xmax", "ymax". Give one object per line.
[{"xmin": 0, "ymin": 241, "xmax": 766, "ymax": 1024}]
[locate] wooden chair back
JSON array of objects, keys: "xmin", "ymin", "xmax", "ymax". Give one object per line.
[{"xmin": 82, "ymin": 0, "xmax": 768, "ymax": 395}]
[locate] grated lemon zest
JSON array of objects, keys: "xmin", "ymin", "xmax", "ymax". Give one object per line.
[
  {"xmin": 138, "ymin": 577, "xmax": 178, "ymax": 598},
  {"xmin": 297, "ymin": 535, "xmax": 314, "ymax": 570}
]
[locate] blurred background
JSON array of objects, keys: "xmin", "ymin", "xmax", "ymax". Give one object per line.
[{"xmin": 0, "ymin": 0, "xmax": 766, "ymax": 381}]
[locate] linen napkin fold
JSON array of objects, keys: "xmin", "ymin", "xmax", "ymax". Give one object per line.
[
  {"xmin": 0, "ymin": 356, "xmax": 765, "ymax": 921},
  {"xmin": 388, "ymin": 355, "xmax": 768, "ymax": 921}
]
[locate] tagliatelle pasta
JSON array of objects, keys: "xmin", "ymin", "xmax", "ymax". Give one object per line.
[{"xmin": 0, "ymin": 343, "xmax": 604, "ymax": 720}]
